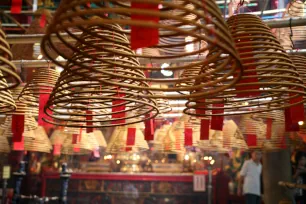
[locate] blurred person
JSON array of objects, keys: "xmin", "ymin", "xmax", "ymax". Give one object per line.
[
  {"xmin": 238, "ymin": 151, "xmax": 262, "ymax": 204},
  {"xmin": 293, "ymin": 151, "xmax": 306, "ymax": 204}
]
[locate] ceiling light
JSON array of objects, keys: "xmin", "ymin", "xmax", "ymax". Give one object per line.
[
  {"xmin": 299, "ymin": 121, "xmax": 304, "ymax": 126},
  {"xmin": 161, "ymin": 63, "xmax": 173, "ymax": 77}
]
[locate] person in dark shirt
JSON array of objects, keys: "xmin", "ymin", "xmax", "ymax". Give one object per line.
[{"xmin": 293, "ymin": 152, "xmax": 306, "ymax": 204}]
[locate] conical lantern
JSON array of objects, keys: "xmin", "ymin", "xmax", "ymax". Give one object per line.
[
  {"xmin": 61, "ymin": 129, "xmax": 93, "ymax": 155},
  {"xmin": 0, "ymin": 72, "xmax": 16, "ymax": 113},
  {"xmin": 41, "ymin": 0, "xmax": 242, "ymax": 99},
  {"xmin": 0, "ymin": 136, "xmax": 10, "ymax": 153},
  {"xmin": 185, "ymin": 14, "xmax": 306, "ymax": 117},
  {"xmin": 43, "ymin": 24, "xmax": 159, "ymax": 128},
  {"xmin": 24, "ymin": 126, "xmax": 52, "ymax": 153},
  {"xmin": 106, "ymin": 123, "xmax": 149, "ymax": 153},
  {"xmin": 152, "ymin": 124, "xmax": 172, "ymax": 151},
  {"xmin": 222, "ymin": 120, "xmax": 248, "ymax": 150},
  {"xmin": 0, "ymin": 27, "xmax": 21, "ymax": 90},
  {"xmin": 290, "ymin": 55, "xmax": 306, "ymax": 85},
  {"xmin": 0, "ymin": 116, "xmax": 37, "ymax": 139},
  {"xmin": 50, "ymin": 129, "xmax": 68, "ymax": 145}
]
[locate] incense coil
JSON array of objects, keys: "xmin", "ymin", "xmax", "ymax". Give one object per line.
[
  {"xmin": 24, "ymin": 126, "xmax": 52, "ymax": 153},
  {"xmin": 184, "ymin": 14, "xmax": 306, "ymax": 117},
  {"xmin": 106, "ymin": 124, "xmax": 149, "ymax": 153},
  {"xmin": 61, "ymin": 133, "xmax": 93, "ymax": 155},
  {"xmin": 41, "ymin": 0, "xmax": 242, "ymax": 99},
  {"xmin": 0, "ymin": 116, "xmax": 37, "ymax": 138},
  {"xmin": 19, "ymin": 67, "xmax": 60, "ymax": 107},
  {"xmin": 0, "ymin": 72, "xmax": 16, "ymax": 113},
  {"xmin": 290, "ymin": 55, "xmax": 306, "ymax": 85},
  {"xmin": 50, "ymin": 129, "xmax": 69, "ymax": 145},
  {"xmin": 0, "ymin": 28, "xmax": 21, "ymax": 90},
  {"xmin": 92, "ymin": 130, "xmax": 107, "ymax": 148},
  {"xmin": 44, "ymin": 65, "xmax": 159, "ymax": 128},
  {"xmin": 0, "ymin": 136, "xmax": 10, "ymax": 153}
]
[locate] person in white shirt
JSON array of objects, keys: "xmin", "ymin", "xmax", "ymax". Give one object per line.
[{"xmin": 238, "ymin": 151, "xmax": 262, "ymax": 204}]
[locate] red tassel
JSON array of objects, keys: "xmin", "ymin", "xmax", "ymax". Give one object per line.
[
  {"xmin": 200, "ymin": 119, "xmax": 210, "ymax": 140},
  {"xmin": 86, "ymin": 110, "xmax": 93, "ymax": 133},
  {"xmin": 285, "ymin": 108, "xmax": 300, "ymax": 132},
  {"xmin": 40, "ymin": 14, "xmax": 46, "ymax": 28},
  {"xmin": 11, "ymin": 0, "xmax": 22, "ymax": 14},
  {"xmin": 12, "ymin": 115, "xmax": 24, "ymax": 142},
  {"xmin": 72, "ymin": 134, "xmax": 78, "ymax": 144},
  {"xmin": 13, "ymin": 137, "xmax": 24, "ymax": 151},
  {"xmin": 266, "ymin": 118, "xmax": 272, "ymax": 139},
  {"xmin": 144, "ymin": 114, "xmax": 154, "ymax": 141},
  {"xmin": 235, "ymin": 34, "xmax": 260, "ymax": 98},
  {"xmin": 53, "ymin": 144, "xmax": 61, "ymax": 156},
  {"xmin": 184, "ymin": 128, "xmax": 193, "ymax": 146},
  {"xmin": 246, "ymin": 134, "xmax": 257, "ymax": 147},
  {"xmin": 289, "ymin": 91, "xmax": 305, "ymax": 123},
  {"xmin": 111, "ymin": 93, "xmax": 126, "ymax": 124},
  {"xmin": 38, "ymin": 93, "xmax": 53, "ymax": 127},
  {"xmin": 211, "ymin": 104, "xmax": 224, "ymax": 131},
  {"xmin": 131, "ymin": 2, "xmax": 159, "ymax": 50}
]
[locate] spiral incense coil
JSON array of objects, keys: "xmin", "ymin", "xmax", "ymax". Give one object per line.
[
  {"xmin": 24, "ymin": 126, "xmax": 52, "ymax": 153},
  {"xmin": 290, "ymin": 55, "xmax": 306, "ymax": 85},
  {"xmin": 222, "ymin": 120, "xmax": 248, "ymax": 150},
  {"xmin": 61, "ymin": 132, "xmax": 93, "ymax": 155},
  {"xmin": 106, "ymin": 123, "xmax": 149, "ymax": 153},
  {"xmin": 41, "ymin": 0, "xmax": 242, "ymax": 99},
  {"xmin": 50, "ymin": 129, "xmax": 69, "ymax": 145},
  {"xmin": 44, "ymin": 68, "xmax": 159, "ymax": 128},
  {"xmin": 0, "ymin": 72, "xmax": 16, "ymax": 113},
  {"xmin": 0, "ymin": 28, "xmax": 21, "ymax": 90},
  {"xmin": 19, "ymin": 67, "xmax": 60, "ymax": 107},
  {"xmin": 184, "ymin": 14, "xmax": 306, "ymax": 117},
  {"xmin": 0, "ymin": 136, "xmax": 10, "ymax": 153},
  {"xmin": 155, "ymin": 92, "xmax": 172, "ymax": 115},
  {"xmin": 0, "ymin": 116, "xmax": 37, "ymax": 138},
  {"xmin": 7, "ymin": 86, "xmax": 38, "ymax": 117}
]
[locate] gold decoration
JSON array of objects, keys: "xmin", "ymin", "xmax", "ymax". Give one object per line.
[{"xmin": 41, "ymin": 0, "xmax": 242, "ymax": 99}]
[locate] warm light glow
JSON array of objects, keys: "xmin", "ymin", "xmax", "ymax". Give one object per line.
[
  {"xmin": 210, "ymin": 160, "xmax": 215, "ymax": 165},
  {"xmin": 161, "ymin": 63, "xmax": 173, "ymax": 77},
  {"xmin": 55, "ymin": 66, "xmax": 64, "ymax": 73},
  {"xmin": 184, "ymin": 154, "xmax": 190, "ymax": 161},
  {"xmin": 37, "ymin": 54, "xmax": 43, "ymax": 60},
  {"xmin": 185, "ymin": 36, "xmax": 194, "ymax": 53},
  {"xmin": 208, "ymin": 156, "xmax": 212, "ymax": 161},
  {"xmin": 104, "ymin": 155, "xmax": 112, "ymax": 160},
  {"xmin": 204, "ymin": 156, "xmax": 209, "ymax": 160},
  {"xmin": 299, "ymin": 121, "xmax": 304, "ymax": 126},
  {"xmin": 116, "ymin": 160, "xmax": 120, "ymax": 164}
]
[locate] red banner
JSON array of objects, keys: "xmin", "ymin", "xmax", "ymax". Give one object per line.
[
  {"xmin": 40, "ymin": 14, "xmax": 46, "ymax": 28},
  {"xmin": 289, "ymin": 91, "xmax": 305, "ymax": 123},
  {"xmin": 131, "ymin": 2, "xmax": 159, "ymax": 49},
  {"xmin": 12, "ymin": 115, "xmax": 25, "ymax": 142},
  {"xmin": 111, "ymin": 93, "xmax": 126, "ymax": 125},
  {"xmin": 13, "ymin": 137, "xmax": 24, "ymax": 151},
  {"xmin": 86, "ymin": 110, "xmax": 93, "ymax": 133},
  {"xmin": 11, "ymin": 0, "xmax": 22, "ymax": 14},
  {"xmin": 246, "ymin": 134, "xmax": 257, "ymax": 147},
  {"xmin": 211, "ymin": 103, "xmax": 224, "ymax": 131},
  {"xmin": 200, "ymin": 119, "xmax": 210, "ymax": 140},
  {"xmin": 184, "ymin": 128, "xmax": 193, "ymax": 146},
  {"xmin": 72, "ymin": 134, "xmax": 78, "ymax": 144},
  {"xmin": 285, "ymin": 108, "xmax": 300, "ymax": 132},
  {"xmin": 144, "ymin": 114, "xmax": 154, "ymax": 141},
  {"xmin": 38, "ymin": 94, "xmax": 53, "ymax": 127}
]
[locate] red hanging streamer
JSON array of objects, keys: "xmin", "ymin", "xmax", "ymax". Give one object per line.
[
  {"xmin": 126, "ymin": 128, "xmax": 136, "ymax": 151},
  {"xmin": 111, "ymin": 93, "xmax": 126, "ymax": 125},
  {"xmin": 40, "ymin": 14, "xmax": 46, "ymax": 28},
  {"xmin": 285, "ymin": 108, "xmax": 300, "ymax": 132},
  {"xmin": 72, "ymin": 134, "xmax": 78, "ymax": 144},
  {"xmin": 211, "ymin": 104, "xmax": 224, "ymax": 131},
  {"xmin": 53, "ymin": 144, "xmax": 61, "ymax": 156},
  {"xmin": 13, "ymin": 137, "xmax": 24, "ymax": 151},
  {"xmin": 184, "ymin": 128, "xmax": 193, "ymax": 146},
  {"xmin": 131, "ymin": 2, "xmax": 159, "ymax": 50},
  {"xmin": 11, "ymin": 0, "xmax": 22, "ymax": 14},
  {"xmin": 235, "ymin": 34, "xmax": 260, "ymax": 98},
  {"xmin": 38, "ymin": 93, "xmax": 53, "ymax": 127},
  {"xmin": 200, "ymin": 119, "xmax": 210, "ymax": 140},
  {"xmin": 12, "ymin": 115, "xmax": 25, "ymax": 142},
  {"xmin": 246, "ymin": 134, "xmax": 257, "ymax": 147},
  {"xmin": 144, "ymin": 114, "xmax": 154, "ymax": 141},
  {"xmin": 196, "ymin": 99, "xmax": 206, "ymax": 115},
  {"xmin": 86, "ymin": 110, "xmax": 93, "ymax": 133},
  {"xmin": 289, "ymin": 90, "xmax": 305, "ymax": 123},
  {"xmin": 266, "ymin": 118, "xmax": 272, "ymax": 140}
]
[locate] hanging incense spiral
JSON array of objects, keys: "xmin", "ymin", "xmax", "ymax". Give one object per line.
[
  {"xmin": 184, "ymin": 14, "xmax": 306, "ymax": 117},
  {"xmin": 41, "ymin": 0, "xmax": 242, "ymax": 99}
]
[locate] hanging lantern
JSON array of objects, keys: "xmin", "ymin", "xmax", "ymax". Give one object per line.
[{"xmin": 41, "ymin": 0, "xmax": 242, "ymax": 99}]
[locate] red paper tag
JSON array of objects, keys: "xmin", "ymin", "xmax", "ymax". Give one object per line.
[
  {"xmin": 125, "ymin": 147, "xmax": 132, "ymax": 152},
  {"xmin": 73, "ymin": 146, "xmax": 80, "ymax": 152},
  {"xmin": 40, "ymin": 14, "xmax": 46, "ymax": 28},
  {"xmin": 289, "ymin": 91, "xmax": 305, "ymax": 123},
  {"xmin": 200, "ymin": 119, "xmax": 210, "ymax": 140},
  {"xmin": 112, "ymin": 93, "xmax": 126, "ymax": 124},
  {"xmin": 53, "ymin": 144, "xmax": 61, "ymax": 156},
  {"xmin": 145, "ymin": 114, "xmax": 154, "ymax": 141},
  {"xmin": 285, "ymin": 108, "xmax": 300, "ymax": 132},
  {"xmin": 126, "ymin": 128, "xmax": 136, "ymax": 146},
  {"xmin": 184, "ymin": 128, "xmax": 193, "ymax": 146},
  {"xmin": 12, "ymin": 115, "xmax": 25, "ymax": 142},
  {"xmin": 211, "ymin": 104, "xmax": 224, "ymax": 131},
  {"xmin": 247, "ymin": 134, "xmax": 257, "ymax": 147},
  {"xmin": 235, "ymin": 34, "xmax": 260, "ymax": 98},
  {"xmin": 266, "ymin": 118, "xmax": 272, "ymax": 140},
  {"xmin": 86, "ymin": 110, "xmax": 93, "ymax": 133},
  {"xmin": 72, "ymin": 134, "xmax": 78, "ymax": 144},
  {"xmin": 196, "ymin": 99, "xmax": 206, "ymax": 115},
  {"xmin": 38, "ymin": 94, "xmax": 53, "ymax": 127},
  {"xmin": 13, "ymin": 137, "xmax": 24, "ymax": 151},
  {"xmin": 131, "ymin": 2, "xmax": 159, "ymax": 49},
  {"xmin": 11, "ymin": 0, "xmax": 22, "ymax": 14}
]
